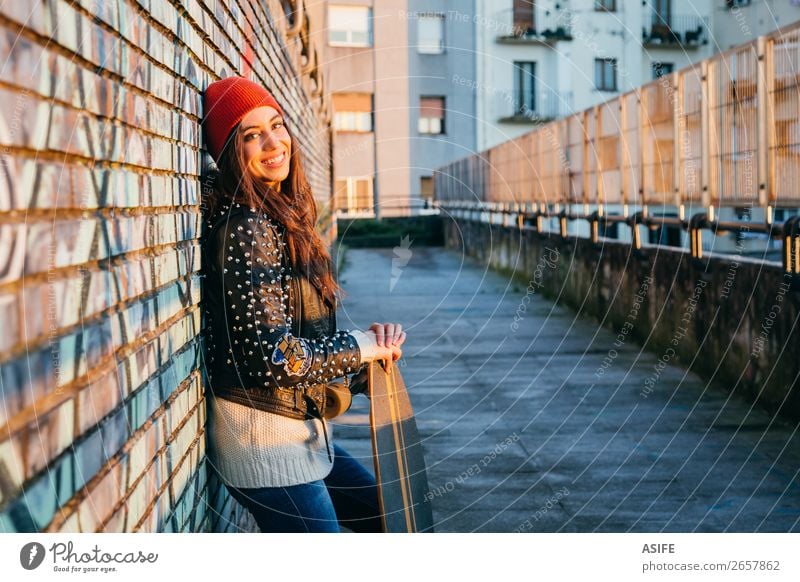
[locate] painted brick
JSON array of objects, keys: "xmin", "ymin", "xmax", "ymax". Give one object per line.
[
  {"xmin": 0, "ymin": 512, "xmax": 17, "ymax": 533},
  {"xmin": 127, "ymin": 421, "xmax": 159, "ymax": 488},
  {"xmin": 102, "ymin": 504, "xmax": 127, "ymax": 533},
  {"xmin": 126, "ymin": 341, "xmax": 158, "ymax": 396},
  {"xmin": 55, "ymin": 333, "xmax": 79, "ymax": 388},
  {"xmin": 20, "ymin": 281, "xmax": 46, "ymax": 341},
  {"xmin": 57, "ymin": 511, "xmax": 80, "ymax": 533},
  {"xmin": 0, "ymin": 89, "xmax": 49, "ymax": 150},
  {"xmin": 136, "ymin": 499, "xmax": 158, "ymax": 532},
  {"xmin": 76, "ymin": 458, "xmax": 126, "ymax": 532},
  {"xmin": 0, "ymin": 0, "xmax": 47, "ymax": 35},
  {"xmin": 135, "ymin": 462, "xmax": 162, "ymax": 531},
  {"xmin": 0, "ymin": 361, "xmax": 28, "ymax": 425},
  {"xmin": 0, "ymin": 223, "xmax": 26, "ymax": 286},
  {"xmin": 0, "ymin": 0, "xmax": 331, "ymax": 534},
  {"xmin": 0, "ymin": 292, "xmax": 18, "ymax": 356},
  {"xmin": 9, "ymin": 349, "xmax": 57, "ymax": 412},
  {"xmin": 82, "ymin": 320, "xmax": 115, "ymax": 372},
  {"xmin": 20, "ymin": 470, "xmax": 59, "ymax": 531},
  {"xmin": 74, "ymin": 428, "xmax": 105, "ymax": 492},
  {"xmin": 26, "ymin": 162, "xmax": 68, "ymax": 210},
  {"xmin": 25, "ymin": 219, "xmax": 101, "ymax": 275},
  {"xmin": 77, "ymin": 367, "xmax": 122, "ymax": 435},
  {"xmin": 24, "ymin": 399, "xmax": 75, "ymax": 480},
  {"xmin": 0, "ymin": 158, "xmax": 26, "ymax": 211},
  {"xmin": 100, "ymin": 406, "xmax": 131, "ymax": 463},
  {"xmin": 47, "ymin": 451, "xmax": 76, "ymax": 509},
  {"xmin": 127, "ymin": 379, "xmax": 160, "ymax": 431},
  {"xmin": 125, "ymin": 467, "xmax": 149, "ymax": 529},
  {"xmin": 0, "ymin": 436, "xmax": 24, "ymax": 505}
]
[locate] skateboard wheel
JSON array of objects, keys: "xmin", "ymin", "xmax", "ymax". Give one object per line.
[{"xmin": 323, "ymin": 383, "xmax": 353, "ymax": 419}]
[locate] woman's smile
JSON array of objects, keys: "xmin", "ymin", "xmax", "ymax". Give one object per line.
[{"xmin": 261, "ymin": 151, "xmax": 287, "ymax": 168}]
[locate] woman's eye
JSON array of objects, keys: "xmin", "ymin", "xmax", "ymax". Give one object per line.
[
  {"xmin": 272, "ymin": 122, "xmax": 284, "ymax": 130},
  {"xmin": 245, "ymin": 132, "xmax": 260, "ymax": 141}
]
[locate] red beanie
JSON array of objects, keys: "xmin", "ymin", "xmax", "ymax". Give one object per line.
[{"xmin": 202, "ymin": 76, "xmax": 285, "ymax": 161}]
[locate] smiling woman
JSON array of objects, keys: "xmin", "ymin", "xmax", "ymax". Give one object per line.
[
  {"xmin": 199, "ymin": 76, "xmax": 406, "ymax": 533},
  {"xmin": 239, "ymin": 107, "xmax": 292, "ymax": 190}
]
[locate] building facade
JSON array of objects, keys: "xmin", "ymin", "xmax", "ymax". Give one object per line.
[
  {"xmin": 476, "ymin": 0, "xmax": 721, "ymax": 150},
  {"xmin": 714, "ymin": 0, "xmax": 800, "ymax": 51},
  {"xmin": 323, "ymin": 0, "xmax": 476, "ymax": 217},
  {"xmin": 442, "ymin": 2, "xmax": 800, "ymax": 256}
]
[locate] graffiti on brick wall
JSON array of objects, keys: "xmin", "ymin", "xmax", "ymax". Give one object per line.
[{"xmin": 0, "ymin": 0, "xmax": 330, "ymax": 533}]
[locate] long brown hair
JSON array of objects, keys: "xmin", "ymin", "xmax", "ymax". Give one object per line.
[{"xmin": 205, "ymin": 122, "xmax": 342, "ymax": 308}]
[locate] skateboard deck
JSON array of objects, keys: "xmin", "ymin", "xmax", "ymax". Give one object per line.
[{"xmin": 368, "ymin": 361, "xmax": 434, "ymax": 533}]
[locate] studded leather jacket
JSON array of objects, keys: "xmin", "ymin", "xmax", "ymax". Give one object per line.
[{"xmin": 201, "ymin": 200, "xmax": 364, "ymax": 421}]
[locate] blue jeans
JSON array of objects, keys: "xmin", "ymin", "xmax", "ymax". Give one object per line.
[{"xmin": 226, "ymin": 443, "xmax": 382, "ymax": 533}]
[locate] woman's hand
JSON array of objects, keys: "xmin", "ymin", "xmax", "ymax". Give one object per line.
[
  {"xmin": 363, "ymin": 330, "xmax": 402, "ymax": 365},
  {"xmin": 368, "ymin": 322, "xmax": 406, "ymax": 351},
  {"xmin": 364, "ymin": 323, "xmax": 404, "ymax": 371}
]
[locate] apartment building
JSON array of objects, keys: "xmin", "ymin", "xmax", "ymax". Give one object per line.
[
  {"xmin": 470, "ymin": 1, "xmax": 799, "ymax": 253},
  {"xmin": 322, "ymin": 0, "xmax": 476, "ymax": 217},
  {"xmin": 714, "ymin": 0, "xmax": 800, "ymax": 51},
  {"xmin": 321, "ymin": 1, "xmax": 798, "ymax": 222},
  {"xmin": 476, "ymin": 0, "xmax": 720, "ymax": 150}
]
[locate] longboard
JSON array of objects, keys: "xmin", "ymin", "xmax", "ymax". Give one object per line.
[{"xmin": 368, "ymin": 361, "xmax": 434, "ymax": 533}]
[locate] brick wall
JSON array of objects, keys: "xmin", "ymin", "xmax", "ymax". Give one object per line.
[{"xmin": 0, "ymin": 0, "xmax": 331, "ymax": 532}]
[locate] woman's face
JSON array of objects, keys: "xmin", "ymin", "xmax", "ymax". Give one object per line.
[{"xmin": 239, "ymin": 105, "xmax": 291, "ymax": 190}]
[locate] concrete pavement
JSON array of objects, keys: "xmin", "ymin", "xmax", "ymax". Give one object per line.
[{"xmin": 334, "ymin": 246, "xmax": 800, "ymax": 532}]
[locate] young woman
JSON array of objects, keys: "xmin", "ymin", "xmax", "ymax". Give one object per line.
[{"xmin": 200, "ymin": 76, "xmax": 405, "ymax": 532}]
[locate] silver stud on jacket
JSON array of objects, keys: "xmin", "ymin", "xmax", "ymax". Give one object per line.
[{"xmin": 201, "ymin": 201, "xmax": 363, "ymax": 398}]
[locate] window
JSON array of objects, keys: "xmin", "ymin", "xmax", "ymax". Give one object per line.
[
  {"xmin": 420, "ymin": 176, "xmax": 434, "ymax": 200},
  {"xmin": 334, "ymin": 112, "xmax": 372, "ymax": 132},
  {"xmin": 595, "ymin": 58, "xmax": 618, "ymax": 91},
  {"xmin": 332, "ymin": 93, "xmax": 373, "ymax": 132},
  {"xmin": 726, "ymin": 0, "xmax": 751, "ymax": 8},
  {"xmin": 594, "ymin": 0, "xmax": 616, "ymax": 10},
  {"xmin": 652, "ymin": 0, "xmax": 671, "ymax": 26},
  {"xmin": 513, "ymin": 0, "xmax": 535, "ymax": 36},
  {"xmin": 652, "ymin": 61, "xmax": 674, "ymax": 79},
  {"xmin": 513, "ymin": 61, "xmax": 536, "ymax": 117},
  {"xmin": 328, "ymin": 5, "xmax": 372, "ymax": 47},
  {"xmin": 419, "ymin": 97, "xmax": 445, "ymax": 134},
  {"xmin": 335, "ymin": 176, "xmax": 374, "ymax": 215},
  {"xmin": 417, "ymin": 13, "xmax": 444, "ymax": 54}
]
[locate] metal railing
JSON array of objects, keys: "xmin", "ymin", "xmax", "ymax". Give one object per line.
[
  {"xmin": 493, "ymin": 5, "xmax": 574, "ymax": 43},
  {"xmin": 435, "ymin": 200, "xmax": 797, "ymax": 273},
  {"xmin": 502, "ymin": 89, "xmax": 574, "ymax": 123},
  {"xmin": 642, "ymin": 12, "xmax": 709, "ymax": 48},
  {"xmin": 335, "ymin": 198, "xmax": 441, "ymax": 219},
  {"xmin": 434, "ymin": 22, "xmax": 800, "ymax": 277}
]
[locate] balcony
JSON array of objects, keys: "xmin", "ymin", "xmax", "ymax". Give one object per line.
[
  {"xmin": 498, "ymin": 89, "xmax": 573, "ymax": 124},
  {"xmin": 496, "ymin": 8, "xmax": 573, "ymax": 45},
  {"xmin": 642, "ymin": 13, "xmax": 709, "ymax": 48}
]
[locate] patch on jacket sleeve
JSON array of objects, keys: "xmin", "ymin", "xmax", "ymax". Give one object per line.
[{"xmin": 271, "ymin": 333, "xmax": 313, "ymax": 376}]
